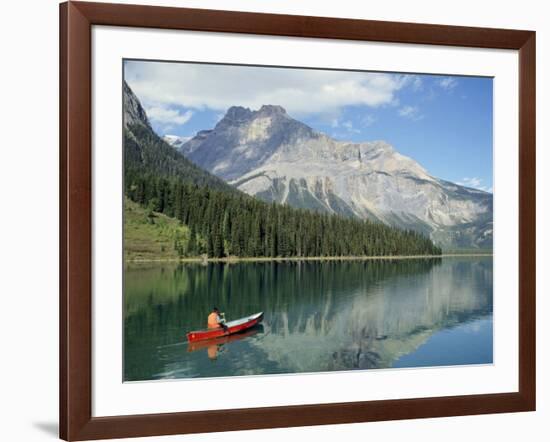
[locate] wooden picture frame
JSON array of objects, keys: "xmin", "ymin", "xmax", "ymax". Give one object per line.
[{"xmin": 59, "ymin": 1, "xmax": 536, "ymax": 440}]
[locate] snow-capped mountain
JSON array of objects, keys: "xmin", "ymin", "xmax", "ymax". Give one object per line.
[
  {"xmin": 179, "ymin": 105, "xmax": 493, "ymax": 249},
  {"xmin": 162, "ymin": 134, "xmax": 191, "ymax": 149}
]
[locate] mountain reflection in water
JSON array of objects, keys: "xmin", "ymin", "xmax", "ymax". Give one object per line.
[{"xmin": 124, "ymin": 257, "xmax": 493, "ymax": 381}]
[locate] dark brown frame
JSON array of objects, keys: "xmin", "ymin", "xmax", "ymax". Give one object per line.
[{"xmin": 60, "ymin": 1, "xmax": 536, "ymax": 440}]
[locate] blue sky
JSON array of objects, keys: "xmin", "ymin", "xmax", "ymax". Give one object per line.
[{"xmin": 125, "ymin": 60, "xmax": 493, "ymax": 192}]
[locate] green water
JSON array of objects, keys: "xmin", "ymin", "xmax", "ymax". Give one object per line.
[{"xmin": 124, "ymin": 257, "xmax": 493, "ymax": 381}]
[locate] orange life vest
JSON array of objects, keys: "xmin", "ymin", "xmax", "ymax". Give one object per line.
[{"xmin": 207, "ymin": 312, "xmax": 221, "ymax": 329}]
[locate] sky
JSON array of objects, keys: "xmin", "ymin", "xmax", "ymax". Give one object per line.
[{"xmin": 124, "ymin": 60, "xmax": 493, "ymax": 192}]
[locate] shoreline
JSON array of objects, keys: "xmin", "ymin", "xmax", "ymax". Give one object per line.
[{"xmin": 125, "ymin": 253, "xmax": 493, "ymax": 264}]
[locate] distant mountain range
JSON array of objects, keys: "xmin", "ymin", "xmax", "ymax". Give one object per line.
[{"xmin": 171, "ymin": 104, "xmax": 492, "ymax": 249}]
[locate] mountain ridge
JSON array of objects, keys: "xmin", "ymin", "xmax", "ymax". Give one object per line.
[{"xmin": 176, "ymin": 104, "xmax": 492, "ymax": 249}]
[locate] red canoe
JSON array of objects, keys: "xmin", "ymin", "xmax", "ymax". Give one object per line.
[
  {"xmin": 187, "ymin": 326, "xmax": 261, "ymax": 353},
  {"xmin": 186, "ymin": 312, "xmax": 263, "ymax": 343}
]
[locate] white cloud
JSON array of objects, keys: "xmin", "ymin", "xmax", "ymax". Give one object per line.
[
  {"xmin": 411, "ymin": 76, "xmax": 423, "ymax": 91},
  {"xmin": 330, "ymin": 118, "xmax": 361, "ymax": 134},
  {"xmin": 342, "ymin": 120, "xmax": 360, "ymax": 134},
  {"xmin": 438, "ymin": 77, "xmax": 458, "ymax": 90},
  {"xmin": 361, "ymin": 114, "xmax": 376, "ymax": 127},
  {"xmin": 457, "ymin": 177, "xmax": 492, "ymax": 193},
  {"xmin": 398, "ymin": 105, "xmax": 423, "ymax": 120},
  {"xmin": 342, "ymin": 120, "xmax": 353, "ymax": 130},
  {"xmin": 459, "ymin": 177, "xmax": 482, "ymax": 188},
  {"xmin": 146, "ymin": 106, "xmax": 193, "ymax": 126},
  {"xmin": 125, "ymin": 61, "xmax": 416, "ymax": 118}
]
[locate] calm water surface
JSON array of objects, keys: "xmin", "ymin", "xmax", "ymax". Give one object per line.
[{"xmin": 124, "ymin": 257, "xmax": 492, "ymax": 381}]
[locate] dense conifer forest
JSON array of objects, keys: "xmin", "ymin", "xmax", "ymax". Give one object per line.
[{"xmin": 125, "ymin": 166, "xmax": 442, "ymax": 258}]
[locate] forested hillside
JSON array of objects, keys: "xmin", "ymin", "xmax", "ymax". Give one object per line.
[
  {"xmin": 125, "ymin": 170, "xmax": 441, "ymax": 258},
  {"xmin": 125, "ymin": 124, "xmax": 239, "ymax": 194}
]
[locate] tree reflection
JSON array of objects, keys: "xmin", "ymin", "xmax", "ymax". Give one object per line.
[{"xmin": 124, "ymin": 257, "xmax": 492, "ymax": 380}]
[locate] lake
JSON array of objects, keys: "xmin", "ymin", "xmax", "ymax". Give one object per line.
[{"xmin": 124, "ymin": 257, "xmax": 493, "ymax": 381}]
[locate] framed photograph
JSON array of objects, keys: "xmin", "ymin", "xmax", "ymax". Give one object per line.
[{"xmin": 60, "ymin": 1, "xmax": 536, "ymax": 440}]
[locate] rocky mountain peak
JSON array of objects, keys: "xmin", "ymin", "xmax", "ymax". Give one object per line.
[
  {"xmin": 258, "ymin": 104, "xmax": 287, "ymax": 116},
  {"xmin": 181, "ymin": 104, "xmax": 318, "ymax": 180},
  {"xmin": 223, "ymin": 106, "xmax": 253, "ymax": 123},
  {"xmin": 219, "ymin": 104, "xmax": 289, "ymax": 127}
]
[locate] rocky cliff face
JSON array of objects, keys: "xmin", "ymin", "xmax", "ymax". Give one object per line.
[
  {"xmin": 174, "ymin": 105, "xmax": 492, "ymax": 249},
  {"xmin": 123, "ymin": 81, "xmax": 151, "ymax": 129}
]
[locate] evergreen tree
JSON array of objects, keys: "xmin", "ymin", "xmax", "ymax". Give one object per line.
[{"xmin": 186, "ymin": 225, "xmax": 197, "ymax": 256}]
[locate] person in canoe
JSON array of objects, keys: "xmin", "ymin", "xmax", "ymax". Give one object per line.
[{"xmin": 207, "ymin": 307, "xmax": 228, "ymax": 331}]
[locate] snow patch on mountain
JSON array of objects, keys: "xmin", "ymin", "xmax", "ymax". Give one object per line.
[{"xmin": 163, "ymin": 134, "xmax": 191, "ymax": 149}]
